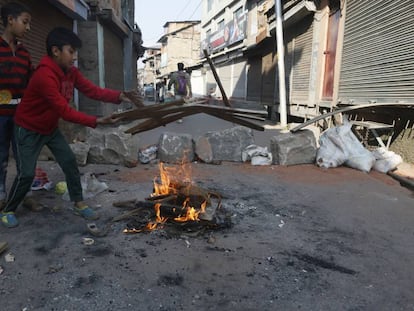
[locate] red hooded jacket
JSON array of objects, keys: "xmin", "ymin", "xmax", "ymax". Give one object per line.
[{"xmin": 14, "ymin": 55, "xmax": 121, "ymax": 135}]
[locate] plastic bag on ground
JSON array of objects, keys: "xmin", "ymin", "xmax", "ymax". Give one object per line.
[
  {"xmin": 62, "ymin": 172, "xmax": 108, "ymax": 201},
  {"xmin": 242, "ymin": 144, "xmax": 272, "ymax": 166},
  {"xmin": 138, "ymin": 145, "xmax": 158, "ymax": 164}
]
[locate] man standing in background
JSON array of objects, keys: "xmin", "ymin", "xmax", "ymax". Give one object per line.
[{"xmin": 168, "ymin": 62, "xmax": 192, "ymax": 99}]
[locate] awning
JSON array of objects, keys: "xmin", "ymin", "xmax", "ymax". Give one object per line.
[
  {"xmin": 97, "ymin": 8, "xmax": 129, "ymax": 38},
  {"xmin": 268, "ymin": 0, "xmax": 316, "ymax": 29},
  {"xmin": 48, "ymin": 0, "xmax": 89, "ymax": 20}
]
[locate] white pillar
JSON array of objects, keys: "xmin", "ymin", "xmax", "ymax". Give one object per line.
[{"xmin": 275, "ymin": 0, "xmax": 287, "ymax": 127}]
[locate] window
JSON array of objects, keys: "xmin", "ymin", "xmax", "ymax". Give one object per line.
[
  {"xmin": 234, "ymin": 7, "xmax": 243, "ymax": 20},
  {"xmin": 218, "ymin": 19, "xmax": 225, "ymax": 31}
]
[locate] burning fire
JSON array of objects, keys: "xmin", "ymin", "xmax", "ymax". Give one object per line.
[{"xmin": 123, "ymin": 162, "xmax": 210, "ymax": 233}]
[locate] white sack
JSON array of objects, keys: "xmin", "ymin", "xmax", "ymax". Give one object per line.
[
  {"xmin": 316, "ymin": 123, "xmax": 376, "ymax": 172},
  {"xmin": 372, "ymin": 147, "xmax": 403, "ymax": 173},
  {"xmin": 242, "ymin": 144, "xmax": 273, "ymax": 166}
]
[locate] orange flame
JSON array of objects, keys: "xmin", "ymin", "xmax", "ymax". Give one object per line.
[
  {"xmin": 174, "ymin": 198, "xmax": 199, "ymax": 222},
  {"xmin": 154, "ymin": 203, "xmax": 167, "ymax": 223},
  {"xmin": 152, "ymin": 162, "xmax": 192, "ymax": 196},
  {"xmin": 150, "ymin": 162, "xmax": 205, "ymax": 225},
  {"xmin": 124, "ymin": 162, "xmax": 216, "ymax": 233}
]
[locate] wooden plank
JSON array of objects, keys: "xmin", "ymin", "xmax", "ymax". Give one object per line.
[
  {"xmin": 229, "ymin": 113, "xmax": 266, "ymax": 121},
  {"xmin": 125, "ymin": 109, "xmax": 201, "ymax": 135},
  {"xmin": 114, "ymin": 102, "xmax": 267, "ymax": 123},
  {"xmin": 189, "ymin": 103, "xmax": 268, "ymax": 116},
  {"xmin": 203, "ymin": 49, "xmax": 231, "ymax": 108},
  {"xmin": 205, "ymin": 110, "xmax": 265, "ymax": 131},
  {"xmin": 124, "ymin": 106, "xmax": 265, "ymax": 134},
  {"xmin": 116, "ymin": 99, "xmax": 268, "ymax": 134}
]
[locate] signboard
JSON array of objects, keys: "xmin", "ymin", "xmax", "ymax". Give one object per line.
[{"xmin": 202, "ymin": 13, "xmax": 247, "ymax": 53}]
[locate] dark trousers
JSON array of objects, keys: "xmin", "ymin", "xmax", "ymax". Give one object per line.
[
  {"xmin": 0, "ymin": 115, "xmax": 17, "ymax": 198},
  {"xmin": 3, "ymin": 126, "xmax": 83, "ymax": 212}
]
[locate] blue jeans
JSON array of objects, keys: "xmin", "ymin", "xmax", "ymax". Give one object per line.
[{"xmin": 0, "ymin": 115, "xmax": 16, "ymax": 199}]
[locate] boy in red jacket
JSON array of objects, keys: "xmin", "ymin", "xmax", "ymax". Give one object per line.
[{"xmin": 0, "ymin": 27, "xmax": 136, "ymax": 228}]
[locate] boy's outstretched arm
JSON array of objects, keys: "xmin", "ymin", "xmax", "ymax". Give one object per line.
[{"xmin": 96, "ymin": 113, "xmax": 123, "ymax": 125}]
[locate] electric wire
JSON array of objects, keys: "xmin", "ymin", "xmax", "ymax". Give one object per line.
[
  {"xmin": 175, "ymin": 0, "xmax": 193, "ymax": 20},
  {"xmin": 188, "ymin": 0, "xmax": 203, "ymax": 20}
]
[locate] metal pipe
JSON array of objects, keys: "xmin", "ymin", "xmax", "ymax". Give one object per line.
[{"xmin": 275, "ymin": 0, "xmax": 287, "ymax": 127}]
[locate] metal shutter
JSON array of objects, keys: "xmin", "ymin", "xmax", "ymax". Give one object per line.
[
  {"xmin": 220, "ymin": 64, "xmax": 231, "ymax": 96},
  {"xmin": 231, "ymin": 59, "xmax": 246, "ymax": 99},
  {"xmin": 261, "ymin": 47, "xmax": 276, "ymax": 104},
  {"xmin": 290, "ymin": 15, "xmax": 313, "ymax": 106},
  {"xmin": 338, "ymin": 0, "xmax": 414, "ymax": 104},
  {"xmin": 0, "ymin": 1, "xmax": 71, "ymax": 65},
  {"xmin": 246, "ymin": 56, "xmax": 262, "ymax": 102}
]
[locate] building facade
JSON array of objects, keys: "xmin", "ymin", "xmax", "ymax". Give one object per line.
[
  {"xmin": 200, "ymin": 0, "xmax": 414, "ymax": 122},
  {"xmin": 141, "ymin": 20, "xmax": 202, "ymax": 97},
  {"xmin": 157, "ymin": 21, "xmax": 201, "ymax": 76},
  {"xmin": 142, "ymin": 46, "xmax": 161, "ymax": 86},
  {"xmin": 0, "ymin": 0, "xmax": 143, "ymax": 116},
  {"xmin": 201, "ymin": 0, "xmax": 248, "ymax": 99},
  {"xmin": 78, "ymin": 0, "xmax": 143, "ymax": 115}
]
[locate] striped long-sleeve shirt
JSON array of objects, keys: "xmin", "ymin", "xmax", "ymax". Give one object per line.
[{"xmin": 0, "ymin": 37, "xmax": 32, "ymax": 116}]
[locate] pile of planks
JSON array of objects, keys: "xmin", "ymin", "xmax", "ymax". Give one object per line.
[{"xmin": 113, "ymin": 97, "xmax": 268, "ymax": 135}]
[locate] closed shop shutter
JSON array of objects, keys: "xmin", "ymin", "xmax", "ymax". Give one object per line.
[
  {"xmin": 102, "ymin": 26, "xmax": 123, "ymax": 115},
  {"xmin": 103, "ymin": 26, "xmax": 123, "ymax": 90},
  {"xmin": 0, "ymin": 1, "xmax": 71, "ymax": 65},
  {"xmin": 246, "ymin": 56, "xmax": 261, "ymax": 102},
  {"xmin": 261, "ymin": 45, "xmax": 276, "ymax": 104},
  {"xmin": 338, "ymin": 0, "xmax": 414, "ymax": 104},
  {"xmin": 270, "ymin": 20, "xmax": 313, "ymax": 109},
  {"xmin": 219, "ymin": 64, "xmax": 231, "ymax": 97},
  {"xmin": 290, "ymin": 15, "xmax": 313, "ymax": 106},
  {"xmin": 231, "ymin": 59, "xmax": 246, "ymax": 99}
]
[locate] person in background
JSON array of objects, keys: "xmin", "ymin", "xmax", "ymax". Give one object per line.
[
  {"xmin": 168, "ymin": 62, "xmax": 192, "ymax": 99},
  {"xmin": 0, "ymin": 2, "xmax": 41, "ymax": 212},
  {"xmin": 0, "ymin": 27, "xmax": 137, "ymax": 228},
  {"xmin": 157, "ymin": 78, "xmax": 167, "ymax": 103}
]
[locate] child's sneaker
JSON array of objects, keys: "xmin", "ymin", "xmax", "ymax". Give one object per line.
[
  {"xmin": 22, "ymin": 197, "xmax": 43, "ymax": 212},
  {"xmin": 0, "ymin": 212, "xmax": 19, "ymax": 228},
  {"xmin": 73, "ymin": 205, "xmax": 99, "ymax": 220}
]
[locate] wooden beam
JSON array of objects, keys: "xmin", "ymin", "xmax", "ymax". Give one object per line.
[{"xmin": 203, "ymin": 49, "xmax": 231, "ymax": 108}]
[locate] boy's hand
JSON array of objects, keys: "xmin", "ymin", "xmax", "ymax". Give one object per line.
[
  {"xmin": 120, "ymin": 91, "xmax": 144, "ymax": 107},
  {"xmin": 96, "ymin": 113, "xmax": 123, "ymax": 125}
]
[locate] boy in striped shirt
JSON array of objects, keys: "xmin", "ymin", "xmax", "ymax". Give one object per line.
[{"xmin": 0, "ymin": 2, "xmax": 34, "ymax": 211}]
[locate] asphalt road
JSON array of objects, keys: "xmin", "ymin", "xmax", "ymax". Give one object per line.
[
  {"xmin": 1, "ymin": 159, "xmax": 414, "ymax": 310},
  {"xmin": 1, "ymin": 99, "xmax": 414, "ymax": 310}
]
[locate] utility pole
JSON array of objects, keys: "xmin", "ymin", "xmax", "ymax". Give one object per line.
[{"xmin": 275, "ymin": 0, "xmax": 287, "ymax": 127}]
